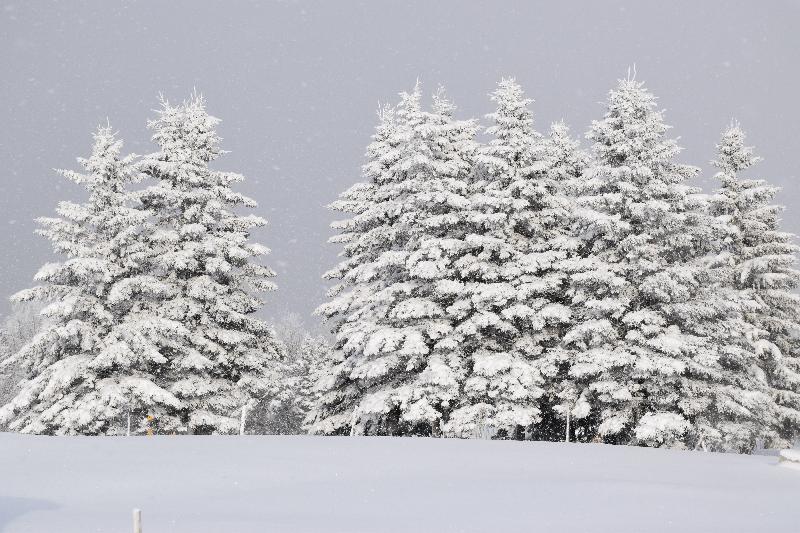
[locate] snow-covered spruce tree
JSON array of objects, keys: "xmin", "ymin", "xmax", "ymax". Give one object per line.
[
  {"xmin": 273, "ymin": 332, "xmax": 331, "ymax": 434},
  {"xmin": 309, "ymin": 100, "xmax": 401, "ymax": 435},
  {"xmin": 0, "ymin": 126, "xmax": 182, "ymax": 435},
  {"xmin": 441, "ymin": 78, "xmax": 554, "ymax": 440},
  {"xmin": 247, "ymin": 314, "xmax": 332, "ymax": 435},
  {"xmin": 407, "ymin": 83, "xmax": 543, "ymax": 440},
  {"xmin": 566, "ymin": 77, "xmax": 772, "ymax": 450},
  {"xmin": 312, "ymin": 84, "xmax": 481, "ymax": 436},
  {"xmin": 460, "ymin": 79, "xmax": 594, "ymax": 442},
  {"xmin": 524, "ymin": 121, "xmax": 595, "ymax": 442},
  {"xmin": 137, "ymin": 94, "xmax": 282, "ymax": 434},
  {"xmin": 709, "ymin": 123, "xmax": 800, "ymax": 447},
  {"xmin": 0, "ymin": 302, "xmax": 46, "ymax": 429}
]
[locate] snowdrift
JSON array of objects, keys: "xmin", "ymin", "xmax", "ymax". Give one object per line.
[
  {"xmin": 780, "ymin": 448, "xmax": 800, "ymax": 471},
  {"xmin": 0, "ymin": 433, "xmax": 798, "ymax": 533}
]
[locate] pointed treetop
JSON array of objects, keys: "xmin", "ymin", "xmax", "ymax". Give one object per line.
[
  {"xmin": 712, "ymin": 121, "xmax": 762, "ymax": 174},
  {"xmin": 485, "ymin": 77, "xmax": 537, "ymax": 146},
  {"xmin": 487, "ymin": 78, "xmax": 534, "ymax": 123},
  {"xmin": 82, "ymin": 123, "xmax": 123, "ymax": 180},
  {"xmin": 549, "ymin": 120, "xmax": 571, "ymax": 139},
  {"xmin": 56, "ymin": 124, "xmax": 137, "ymax": 212},
  {"xmin": 148, "ymin": 91, "xmax": 221, "ymax": 163},
  {"xmin": 604, "ymin": 77, "xmax": 660, "ymax": 125},
  {"xmin": 587, "ymin": 77, "xmax": 689, "ymax": 172},
  {"xmin": 491, "ymin": 77, "xmax": 533, "ymax": 108},
  {"xmin": 393, "ymin": 82, "xmax": 423, "ymax": 132},
  {"xmin": 398, "ymin": 80, "xmax": 422, "ymax": 109},
  {"xmin": 431, "ymin": 85, "xmax": 456, "ymax": 117}
]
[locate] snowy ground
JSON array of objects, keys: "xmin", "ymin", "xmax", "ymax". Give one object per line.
[{"xmin": 1, "ymin": 433, "xmax": 798, "ymax": 533}]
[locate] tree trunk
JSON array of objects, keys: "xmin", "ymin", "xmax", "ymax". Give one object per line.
[
  {"xmin": 240, "ymin": 404, "xmax": 248, "ymax": 436},
  {"xmin": 565, "ymin": 409, "xmax": 571, "ymax": 443}
]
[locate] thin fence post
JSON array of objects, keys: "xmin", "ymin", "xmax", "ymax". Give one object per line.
[
  {"xmin": 240, "ymin": 404, "xmax": 248, "ymax": 436},
  {"xmin": 133, "ymin": 508, "xmax": 142, "ymax": 533},
  {"xmin": 565, "ymin": 409, "xmax": 571, "ymax": 443}
]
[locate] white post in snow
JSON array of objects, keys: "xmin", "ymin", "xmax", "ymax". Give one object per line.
[
  {"xmin": 132, "ymin": 508, "xmax": 142, "ymax": 533},
  {"xmin": 126, "ymin": 392, "xmax": 132, "ymax": 437},
  {"xmin": 239, "ymin": 404, "xmax": 248, "ymax": 436},
  {"xmin": 565, "ymin": 408, "xmax": 571, "ymax": 443}
]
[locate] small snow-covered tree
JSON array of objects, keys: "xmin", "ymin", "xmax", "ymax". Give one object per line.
[
  {"xmin": 246, "ymin": 315, "xmax": 332, "ymax": 435},
  {"xmin": 710, "ymin": 123, "xmax": 800, "ymax": 447},
  {"xmin": 137, "ymin": 94, "xmax": 283, "ymax": 434},
  {"xmin": 276, "ymin": 332, "xmax": 331, "ymax": 434},
  {"xmin": 0, "ymin": 303, "xmax": 46, "ymax": 428},
  {"xmin": 313, "ymin": 84, "xmax": 479, "ymax": 436},
  {"xmin": 567, "ymin": 77, "xmax": 770, "ymax": 449},
  {"xmin": 0, "ymin": 126, "xmax": 182, "ymax": 435}
]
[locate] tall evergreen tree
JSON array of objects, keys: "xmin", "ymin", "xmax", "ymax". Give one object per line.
[
  {"xmin": 567, "ymin": 77, "xmax": 770, "ymax": 449},
  {"xmin": 312, "ymin": 84, "xmax": 480, "ymax": 436},
  {"xmin": 461, "ymin": 80, "xmax": 597, "ymax": 442},
  {"xmin": 445, "ymin": 78, "xmax": 552, "ymax": 439},
  {"xmin": 710, "ymin": 123, "xmax": 800, "ymax": 447},
  {"xmin": 310, "ymin": 100, "xmax": 405, "ymax": 435},
  {"xmin": 527, "ymin": 121, "xmax": 594, "ymax": 441},
  {"xmin": 137, "ymin": 94, "xmax": 282, "ymax": 434},
  {"xmin": 0, "ymin": 126, "xmax": 181, "ymax": 434}
]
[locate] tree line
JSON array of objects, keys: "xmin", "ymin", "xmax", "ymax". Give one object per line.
[
  {"xmin": 1, "ymin": 75, "xmax": 798, "ymax": 452},
  {"xmin": 310, "ymin": 76, "xmax": 800, "ymax": 451},
  {"xmin": 0, "ymin": 96, "xmax": 318, "ymax": 435}
]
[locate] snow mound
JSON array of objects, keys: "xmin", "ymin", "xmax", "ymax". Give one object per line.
[
  {"xmin": 779, "ymin": 448, "xmax": 800, "ymax": 470},
  {"xmin": 0, "ymin": 433, "xmax": 799, "ymax": 533}
]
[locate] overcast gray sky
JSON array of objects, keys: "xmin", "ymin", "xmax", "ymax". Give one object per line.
[{"xmin": 1, "ymin": 0, "xmax": 799, "ymax": 327}]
